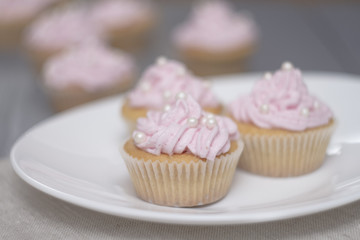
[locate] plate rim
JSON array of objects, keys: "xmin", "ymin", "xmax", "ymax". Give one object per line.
[{"xmin": 10, "ymin": 71, "xmax": 360, "ymax": 225}]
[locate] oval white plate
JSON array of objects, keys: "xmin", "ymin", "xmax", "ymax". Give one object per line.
[{"xmin": 11, "ymin": 72, "xmax": 360, "ymax": 225}]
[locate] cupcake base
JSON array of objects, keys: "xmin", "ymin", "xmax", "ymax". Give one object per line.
[
  {"xmin": 45, "ymin": 78, "xmax": 134, "ymax": 112},
  {"xmin": 0, "ymin": 20, "xmax": 26, "ymax": 49},
  {"xmin": 177, "ymin": 44, "xmax": 255, "ymax": 76},
  {"xmin": 235, "ymin": 119, "xmax": 336, "ymax": 177},
  {"xmin": 120, "ymin": 139, "xmax": 243, "ymax": 207},
  {"xmin": 26, "ymin": 46, "xmax": 64, "ymax": 73},
  {"xmin": 106, "ymin": 15, "xmax": 155, "ymax": 52}
]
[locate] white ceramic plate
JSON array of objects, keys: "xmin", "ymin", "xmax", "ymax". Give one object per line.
[{"xmin": 11, "ymin": 72, "xmax": 360, "ymax": 225}]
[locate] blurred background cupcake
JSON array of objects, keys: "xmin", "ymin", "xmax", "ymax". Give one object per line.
[
  {"xmin": 90, "ymin": 0, "xmax": 156, "ymax": 52},
  {"xmin": 172, "ymin": 0, "xmax": 258, "ymax": 76},
  {"xmin": 42, "ymin": 43, "xmax": 136, "ymax": 112},
  {"xmin": 0, "ymin": 0, "xmax": 67, "ymax": 49},
  {"xmin": 24, "ymin": 3, "xmax": 101, "ymax": 71}
]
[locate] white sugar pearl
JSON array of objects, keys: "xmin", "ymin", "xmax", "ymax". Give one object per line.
[
  {"xmin": 264, "ymin": 72, "xmax": 272, "ymax": 80},
  {"xmin": 140, "ymin": 82, "xmax": 151, "ymax": 92},
  {"xmin": 163, "ymin": 90, "xmax": 172, "ymax": 100},
  {"xmin": 313, "ymin": 101, "xmax": 319, "ymax": 109},
  {"xmin": 156, "ymin": 56, "xmax": 167, "ymax": 66},
  {"xmin": 177, "ymin": 67, "xmax": 186, "ymax": 76},
  {"xmin": 282, "ymin": 61, "xmax": 294, "ymax": 70},
  {"xmin": 201, "ymin": 117, "xmax": 208, "ymax": 125},
  {"xmin": 163, "ymin": 104, "xmax": 171, "ymax": 112},
  {"xmin": 203, "ymin": 81, "xmax": 211, "ymax": 89},
  {"xmin": 187, "ymin": 117, "xmax": 198, "ymax": 128},
  {"xmin": 206, "ymin": 118, "xmax": 217, "ymax": 129},
  {"xmin": 134, "ymin": 132, "xmax": 146, "ymax": 144},
  {"xmin": 206, "ymin": 113, "xmax": 215, "ymax": 119},
  {"xmin": 176, "ymin": 91, "xmax": 187, "ymax": 100},
  {"xmin": 301, "ymin": 108, "xmax": 309, "ymax": 117},
  {"xmin": 259, "ymin": 104, "xmax": 269, "ymax": 114}
]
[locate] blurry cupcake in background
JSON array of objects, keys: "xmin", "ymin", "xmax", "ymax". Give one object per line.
[
  {"xmin": 24, "ymin": 4, "xmax": 101, "ymax": 71},
  {"xmin": 43, "ymin": 43, "xmax": 136, "ymax": 112},
  {"xmin": 172, "ymin": 0, "xmax": 258, "ymax": 76},
  {"xmin": 90, "ymin": 0, "xmax": 156, "ymax": 51},
  {"xmin": 121, "ymin": 57, "xmax": 222, "ymax": 130},
  {"xmin": 0, "ymin": 0, "xmax": 67, "ymax": 49},
  {"xmin": 228, "ymin": 62, "xmax": 335, "ymax": 177}
]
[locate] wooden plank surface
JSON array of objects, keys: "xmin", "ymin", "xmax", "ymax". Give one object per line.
[{"xmin": 0, "ymin": 2, "xmax": 359, "ymax": 157}]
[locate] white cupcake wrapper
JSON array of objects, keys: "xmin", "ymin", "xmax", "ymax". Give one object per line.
[
  {"xmin": 120, "ymin": 140, "xmax": 244, "ymax": 207},
  {"xmin": 239, "ymin": 123, "xmax": 336, "ymax": 177}
]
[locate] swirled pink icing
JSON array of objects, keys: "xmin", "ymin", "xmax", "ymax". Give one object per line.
[
  {"xmin": 43, "ymin": 43, "xmax": 135, "ymax": 91},
  {"xmin": 91, "ymin": 0, "xmax": 153, "ymax": 30},
  {"xmin": 133, "ymin": 95, "xmax": 239, "ymax": 161},
  {"xmin": 173, "ymin": 1, "xmax": 258, "ymax": 51},
  {"xmin": 229, "ymin": 64, "xmax": 333, "ymax": 131},
  {"xmin": 0, "ymin": 0, "xmax": 59, "ymax": 21},
  {"xmin": 25, "ymin": 5, "xmax": 100, "ymax": 50},
  {"xmin": 128, "ymin": 58, "xmax": 220, "ymax": 109}
]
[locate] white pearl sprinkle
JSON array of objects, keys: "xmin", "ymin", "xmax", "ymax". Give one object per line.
[
  {"xmin": 206, "ymin": 113, "xmax": 215, "ymax": 119},
  {"xmin": 163, "ymin": 104, "xmax": 171, "ymax": 112},
  {"xmin": 140, "ymin": 82, "xmax": 151, "ymax": 92},
  {"xmin": 313, "ymin": 101, "xmax": 319, "ymax": 109},
  {"xmin": 177, "ymin": 67, "xmax": 186, "ymax": 77},
  {"xmin": 163, "ymin": 90, "xmax": 172, "ymax": 100},
  {"xmin": 260, "ymin": 104, "xmax": 269, "ymax": 114},
  {"xmin": 301, "ymin": 108, "xmax": 309, "ymax": 117},
  {"xmin": 264, "ymin": 72, "xmax": 272, "ymax": 80},
  {"xmin": 282, "ymin": 61, "xmax": 294, "ymax": 70},
  {"xmin": 133, "ymin": 132, "xmax": 146, "ymax": 144},
  {"xmin": 187, "ymin": 117, "xmax": 198, "ymax": 128},
  {"xmin": 201, "ymin": 117, "xmax": 208, "ymax": 125},
  {"xmin": 206, "ymin": 118, "xmax": 217, "ymax": 129},
  {"xmin": 203, "ymin": 81, "xmax": 211, "ymax": 89},
  {"xmin": 176, "ymin": 92, "xmax": 187, "ymax": 100},
  {"xmin": 156, "ymin": 56, "xmax": 167, "ymax": 66}
]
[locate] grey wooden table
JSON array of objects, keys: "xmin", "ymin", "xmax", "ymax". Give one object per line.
[{"xmin": 1, "ymin": 2, "xmax": 360, "ymax": 158}]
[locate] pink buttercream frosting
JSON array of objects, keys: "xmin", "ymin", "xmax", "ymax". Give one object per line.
[
  {"xmin": 173, "ymin": 1, "xmax": 258, "ymax": 51},
  {"xmin": 25, "ymin": 5, "xmax": 100, "ymax": 50},
  {"xmin": 0, "ymin": 0, "xmax": 59, "ymax": 21},
  {"xmin": 229, "ymin": 63, "xmax": 333, "ymax": 131},
  {"xmin": 91, "ymin": 0, "xmax": 153, "ymax": 30},
  {"xmin": 44, "ymin": 43, "xmax": 135, "ymax": 91},
  {"xmin": 133, "ymin": 95, "xmax": 239, "ymax": 161},
  {"xmin": 128, "ymin": 58, "xmax": 220, "ymax": 109}
]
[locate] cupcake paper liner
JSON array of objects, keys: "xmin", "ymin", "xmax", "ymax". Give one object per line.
[
  {"xmin": 238, "ymin": 123, "xmax": 336, "ymax": 177},
  {"xmin": 120, "ymin": 140, "xmax": 244, "ymax": 207}
]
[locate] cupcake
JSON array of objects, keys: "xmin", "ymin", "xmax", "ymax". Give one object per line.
[
  {"xmin": 120, "ymin": 94, "xmax": 243, "ymax": 207},
  {"xmin": 228, "ymin": 62, "xmax": 335, "ymax": 177},
  {"xmin": 90, "ymin": 0, "xmax": 155, "ymax": 51},
  {"xmin": 0, "ymin": 0, "xmax": 66, "ymax": 49},
  {"xmin": 43, "ymin": 43, "xmax": 136, "ymax": 112},
  {"xmin": 24, "ymin": 4, "xmax": 101, "ymax": 70},
  {"xmin": 121, "ymin": 57, "xmax": 222, "ymax": 130},
  {"xmin": 172, "ymin": 0, "xmax": 258, "ymax": 76}
]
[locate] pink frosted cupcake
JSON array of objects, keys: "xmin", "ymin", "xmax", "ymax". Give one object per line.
[
  {"xmin": 0, "ymin": 0, "xmax": 67, "ymax": 49},
  {"xmin": 90, "ymin": 0, "xmax": 155, "ymax": 51},
  {"xmin": 173, "ymin": 0, "xmax": 258, "ymax": 76},
  {"xmin": 24, "ymin": 4, "xmax": 101, "ymax": 70},
  {"xmin": 228, "ymin": 62, "xmax": 335, "ymax": 177},
  {"xmin": 120, "ymin": 94, "xmax": 243, "ymax": 207},
  {"xmin": 121, "ymin": 57, "xmax": 222, "ymax": 129},
  {"xmin": 43, "ymin": 43, "xmax": 136, "ymax": 112}
]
